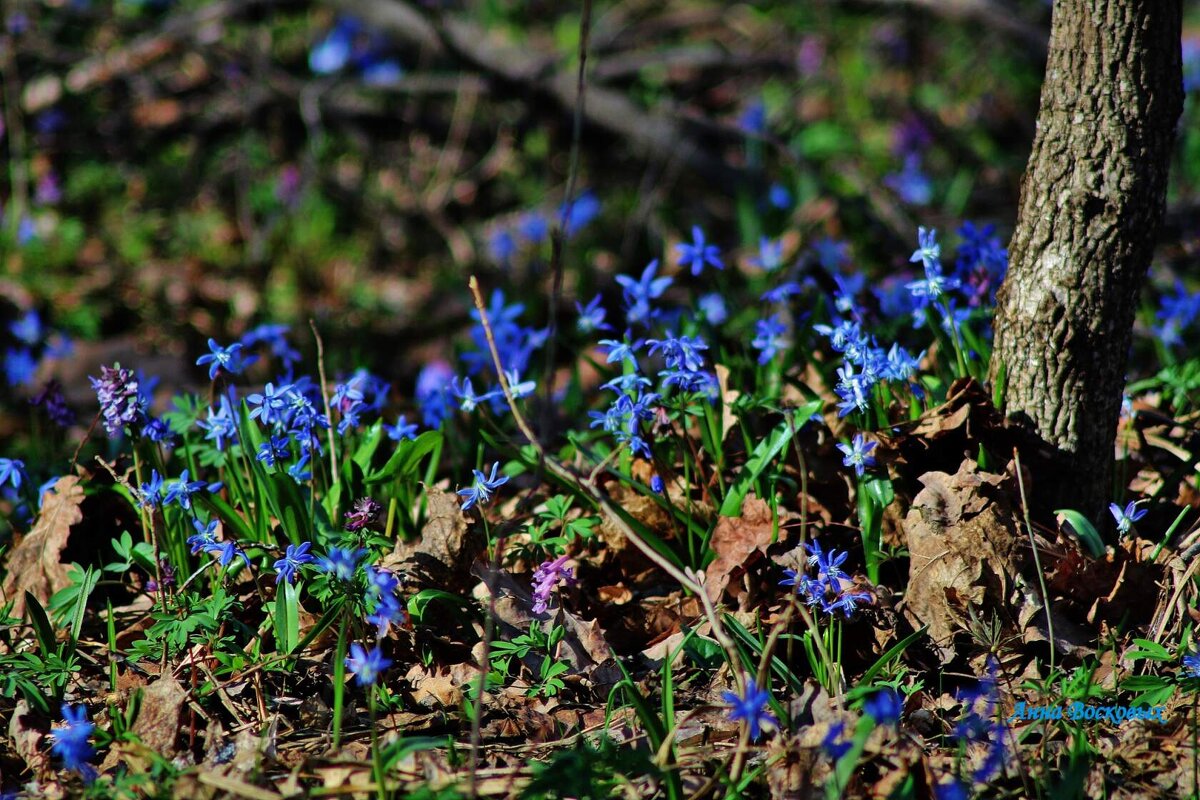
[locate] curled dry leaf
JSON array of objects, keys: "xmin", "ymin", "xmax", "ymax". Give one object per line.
[
  {"xmin": 900, "ymin": 459, "xmax": 1024, "ymax": 660},
  {"xmin": 0, "ymin": 475, "xmax": 85, "ymax": 619},
  {"xmin": 382, "ymin": 485, "xmax": 479, "ymax": 585}
]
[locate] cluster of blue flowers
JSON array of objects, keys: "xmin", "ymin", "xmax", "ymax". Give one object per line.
[
  {"xmin": 487, "ymin": 191, "xmax": 601, "ymax": 265},
  {"xmin": 780, "ymin": 540, "xmax": 873, "ymax": 618},
  {"xmin": 310, "ymin": 16, "xmax": 404, "ymax": 86},
  {"xmin": 884, "ymin": 116, "xmax": 933, "ymax": 206},
  {"xmin": 4, "ymin": 309, "xmax": 73, "ymax": 391}
]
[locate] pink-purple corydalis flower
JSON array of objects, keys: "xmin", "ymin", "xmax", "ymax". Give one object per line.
[{"xmin": 532, "ymin": 554, "xmax": 575, "ymax": 614}]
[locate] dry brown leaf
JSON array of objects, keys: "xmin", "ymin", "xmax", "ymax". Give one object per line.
[
  {"xmin": 405, "ymin": 664, "xmax": 465, "ymax": 709},
  {"xmin": 8, "ymin": 700, "xmax": 50, "ymax": 778},
  {"xmin": 132, "ymin": 674, "xmax": 187, "ymax": 755},
  {"xmin": 704, "ymin": 495, "xmax": 792, "ymax": 602},
  {"xmin": 0, "ymin": 475, "xmax": 85, "ymax": 619},
  {"xmin": 382, "ymin": 485, "xmax": 479, "ymax": 585},
  {"xmin": 901, "ymin": 459, "xmax": 1024, "ymax": 660}
]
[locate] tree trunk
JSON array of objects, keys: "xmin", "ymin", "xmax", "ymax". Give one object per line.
[{"xmin": 989, "ymin": 0, "xmax": 1183, "ymax": 518}]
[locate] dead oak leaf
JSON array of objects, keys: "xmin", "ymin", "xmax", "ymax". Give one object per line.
[
  {"xmin": 0, "ymin": 475, "xmax": 84, "ymax": 619},
  {"xmin": 704, "ymin": 495, "xmax": 793, "ymax": 602}
]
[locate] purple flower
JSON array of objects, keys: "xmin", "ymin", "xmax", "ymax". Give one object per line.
[
  {"xmin": 32, "ymin": 380, "xmax": 74, "ymax": 427},
  {"xmin": 345, "ymin": 642, "xmax": 392, "ymax": 686},
  {"xmin": 345, "ymin": 497, "xmax": 383, "ymax": 532},
  {"xmin": 676, "ymin": 226, "xmax": 724, "ymax": 277},
  {"xmin": 723, "ymin": 677, "xmax": 777, "ymax": 740},
  {"xmin": 531, "ymin": 554, "xmax": 575, "ymax": 614},
  {"xmin": 90, "ymin": 364, "xmax": 147, "ymax": 437}
]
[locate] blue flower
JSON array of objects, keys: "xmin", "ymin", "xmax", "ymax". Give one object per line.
[
  {"xmin": 517, "ymin": 212, "xmax": 549, "ymax": 244},
  {"xmin": 0, "ymin": 458, "xmax": 24, "ymax": 491},
  {"xmin": 1109, "ymin": 500, "xmax": 1147, "ymax": 535},
  {"xmin": 384, "ymin": 415, "xmax": 419, "ymax": 441},
  {"xmin": 676, "ymin": 226, "xmax": 723, "ymax": 277},
  {"xmin": 698, "ymin": 293, "xmax": 727, "ymax": 325},
  {"xmin": 195, "ymin": 338, "xmax": 244, "ymax": 380},
  {"xmin": 317, "ymin": 547, "xmax": 366, "ymax": 582},
  {"xmin": 559, "ymin": 190, "xmax": 600, "ymax": 236},
  {"xmin": 361, "ymin": 59, "xmax": 403, "ymax": 86},
  {"xmin": 909, "ymin": 227, "xmax": 941, "ymax": 271},
  {"xmin": 1182, "ymin": 651, "xmax": 1200, "ymax": 678},
  {"xmin": 10, "ymin": 310, "xmax": 43, "ymax": 346},
  {"xmin": 738, "ymin": 100, "xmax": 766, "ymax": 135},
  {"xmin": 450, "ymin": 376, "xmax": 498, "ymax": 413},
  {"xmin": 616, "ymin": 260, "xmax": 672, "ymax": 325},
  {"xmin": 457, "ymin": 462, "xmax": 509, "ymax": 511},
  {"xmin": 885, "ymin": 154, "xmax": 932, "ymax": 205},
  {"xmin": 257, "ymin": 435, "xmax": 292, "ymax": 467},
  {"xmin": 310, "ymin": 17, "xmax": 358, "ymax": 74},
  {"xmin": 575, "ymin": 294, "xmax": 611, "ymax": 334},
  {"xmin": 198, "ymin": 397, "xmax": 239, "ymax": 451},
  {"xmin": 723, "ymin": 677, "xmax": 777, "ymax": 740},
  {"xmin": 820, "ymin": 720, "xmax": 851, "ymax": 760},
  {"xmin": 3, "ymin": 347, "xmax": 37, "ymax": 388},
  {"xmin": 750, "ymin": 237, "xmax": 784, "ymax": 272},
  {"xmin": 139, "ymin": 469, "xmax": 165, "ymax": 509},
  {"xmin": 345, "ymin": 642, "xmax": 392, "ymax": 686},
  {"xmin": 646, "ymin": 333, "xmax": 708, "ymax": 373},
  {"xmin": 752, "ymin": 315, "xmax": 789, "ymax": 365},
  {"xmin": 767, "ymin": 183, "xmax": 792, "ymax": 209},
  {"xmin": 864, "ymin": 688, "xmax": 902, "ymax": 725},
  {"xmin": 209, "ymin": 540, "xmax": 250, "ymax": 569},
  {"xmin": 366, "ymin": 593, "xmax": 407, "ymax": 637},
  {"xmin": 247, "ymin": 382, "xmax": 293, "ymax": 426},
  {"xmin": 836, "ymin": 433, "xmax": 877, "ymax": 478},
  {"xmin": 761, "ymin": 282, "xmax": 803, "ymax": 304},
  {"xmin": 163, "ymin": 469, "xmax": 206, "ymax": 510},
  {"xmin": 934, "ymin": 779, "xmax": 969, "ymax": 800},
  {"xmin": 598, "ymin": 338, "xmax": 641, "ymax": 366},
  {"xmin": 50, "ymin": 704, "xmax": 96, "ymax": 782},
  {"xmin": 188, "ymin": 518, "xmax": 219, "ymax": 554},
  {"xmin": 274, "ymin": 542, "xmax": 315, "ymax": 585}
]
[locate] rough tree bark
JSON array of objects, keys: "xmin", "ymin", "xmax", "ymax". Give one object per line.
[{"xmin": 988, "ymin": 0, "xmax": 1183, "ymax": 518}]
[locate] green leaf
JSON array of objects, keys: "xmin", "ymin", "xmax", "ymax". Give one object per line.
[
  {"xmin": 1126, "ymin": 638, "xmax": 1172, "ymax": 662},
  {"xmin": 719, "ymin": 403, "xmax": 820, "ymax": 517},
  {"xmin": 407, "ymin": 589, "xmax": 477, "ymax": 623},
  {"xmin": 364, "ymin": 431, "xmax": 443, "ymax": 484},
  {"xmin": 275, "ymin": 580, "xmax": 301, "ymax": 654},
  {"xmin": 25, "ymin": 592, "xmax": 57, "ymax": 656},
  {"xmin": 270, "ymin": 473, "xmax": 309, "ymax": 546},
  {"xmin": 859, "ymin": 625, "xmax": 928, "ymax": 686},
  {"xmin": 1054, "ymin": 509, "xmax": 1107, "ymax": 558}
]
